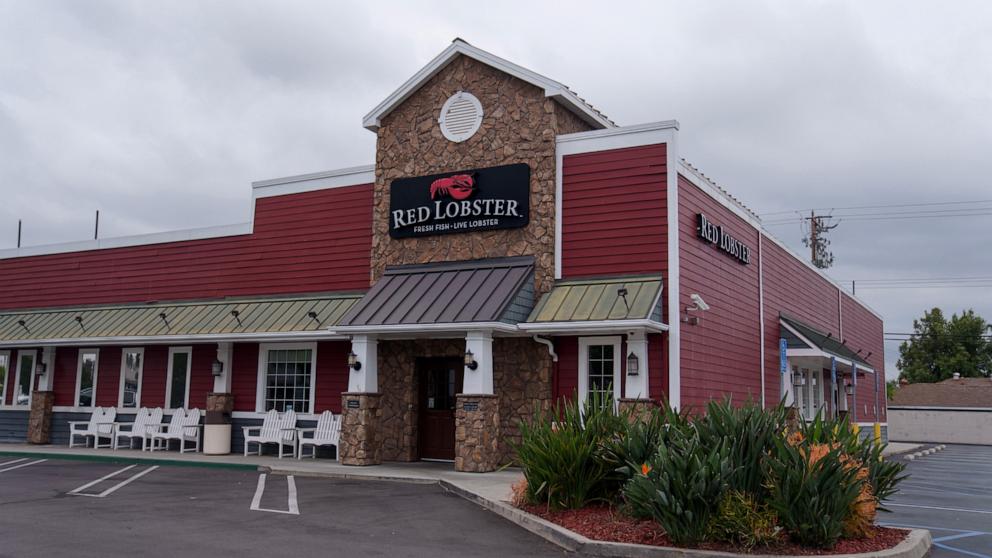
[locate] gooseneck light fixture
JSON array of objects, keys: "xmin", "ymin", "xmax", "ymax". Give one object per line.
[
  {"xmin": 464, "ymin": 350, "xmax": 478, "ymax": 371},
  {"xmin": 347, "ymin": 351, "xmax": 362, "ymax": 371}
]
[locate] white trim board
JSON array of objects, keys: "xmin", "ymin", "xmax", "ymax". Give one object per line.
[
  {"xmin": 362, "ymin": 39, "xmax": 613, "ymax": 131},
  {"xmin": 255, "ymin": 342, "xmax": 318, "ymax": 414},
  {"xmin": 165, "ymin": 347, "xmax": 193, "ymax": 410},
  {"xmin": 578, "ymin": 336, "xmax": 623, "ymax": 402},
  {"xmin": 118, "ymin": 347, "xmax": 145, "ymax": 409},
  {"xmin": 518, "ymin": 320, "xmax": 668, "ymax": 334},
  {"xmin": 0, "ymin": 350, "xmax": 9, "ymax": 407}
]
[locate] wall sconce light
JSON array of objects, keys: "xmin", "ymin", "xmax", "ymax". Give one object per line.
[
  {"xmin": 792, "ymin": 373, "xmax": 805, "ymax": 387},
  {"xmin": 34, "ymin": 362, "xmax": 47, "ymax": 376},
  {"xmin": 211, "ymin": 359, "xmax": 224, "ymax": 377},
  {"xmin": 626, "ymin": 352, "xmax": 639, "ymax": 376},
  {"xmin": 845, "ymin": 383, "xmax": 854, "ymax": 395},
  {"xmin": 464, "ymin": 350, "xmax": 478, "ymax": 371},
  {"xmin": 348, "ymin": 352, "xmax": 362, "ymax": 371}
]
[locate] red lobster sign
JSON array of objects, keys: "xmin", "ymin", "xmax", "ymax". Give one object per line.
[{"xmin": 429, "ymin": 174, "xmax": 476, "ymax": 200}]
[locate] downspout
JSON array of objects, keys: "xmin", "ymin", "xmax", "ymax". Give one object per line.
[
  {"xmin": 758, "ymin": 233, "xmax": 766, "ymax": 407},
  {"xmin": 532, "ymin": 335, "xmax": 558, "ymax": 362}
]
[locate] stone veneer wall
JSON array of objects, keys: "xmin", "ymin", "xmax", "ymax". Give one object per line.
[
  {"xmin": 377, "ymin": 337, "xmax": 553, "ymax": 464},
  {"xmin": 371, "ymin": 54, "xmax": 594, "ymax": 296}
]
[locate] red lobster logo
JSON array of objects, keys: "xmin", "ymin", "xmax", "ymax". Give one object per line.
[{"xmin": 429, "ymin": 174, "xmax": 476, "ymax": 200}]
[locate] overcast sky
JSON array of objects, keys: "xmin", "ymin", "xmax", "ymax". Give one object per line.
[{"xmin": 1, "ymin": 0, "xmax": 990, "ymax": 375}]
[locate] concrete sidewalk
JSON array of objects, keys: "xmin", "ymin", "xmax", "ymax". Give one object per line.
[
  {"xmin": 0, "ymin": 443, "xmax": 521, "ymax": 504},
  {"xmin": 883, "ymin": 442, "xmax": 924, "ymax": 456}
]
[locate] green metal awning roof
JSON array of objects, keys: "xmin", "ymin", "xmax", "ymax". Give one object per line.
[
  {"xmin": 0, "ymin": 293, "xmax": 362, "ymax": 346},
  {"xmin": 520, "ymin": 275, "xmax": 665, "ymax": 333},
  {"xmin": 780, "ymin": 314, "xmax": 873, "ymax": 370}
]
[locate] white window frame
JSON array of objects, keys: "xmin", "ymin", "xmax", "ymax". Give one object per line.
[
  {"xmin": 75, "ymin": 348, "xmax": 100, "ymax": 408},
  {"xmin": 118, "ymin": 347, "xmax": 145, "ymax": 409},
  {"xmin": 165, "ymin": 346, "xmax": 193, "ymax": 410},
  {"xmin": 255, "ymin": 342, "xmax": 318, "ymax": 414},
  {"xmin": 578, "ymin": 336, "xmax": 622, "ymax": 403},
  {"xmin": 13, "ymin": 350, "xmax": 38, "ymax": 408},
  {"xmin": 0, "ymin": 350, "xmax": 10, "ymax": 406}
]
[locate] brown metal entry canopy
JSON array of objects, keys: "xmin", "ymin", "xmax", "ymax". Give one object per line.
[{"xmin": 335, "ymin": 256, "xmax": 535, "ymax": 334}]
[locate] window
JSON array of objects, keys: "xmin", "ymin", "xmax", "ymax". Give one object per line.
[
  {"xmin": 119, "ymin": 348, "xmax": 144, "ymax": 408},
  {"xmin": 578, "ymin": 337, "xmax": 622, "ymax": 404},
  {"xmin": 0, "ymin": 351, "xmax": 8, "ymax": 405},
  {"xmin": 166, "ymin": 347, "xmax": 192, "ymax": 409},
  {"xmin": 257, "ymin": 343, "xmax": 316, "ymax": 414},
  {"xmin": 75, "ymin": 349, "xmax": 99, "ymax": 407},
  {"xmin": 14, "ymin": 350, "xmax": 37, "ymax": 407}
]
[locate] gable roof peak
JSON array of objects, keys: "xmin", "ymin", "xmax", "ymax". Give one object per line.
[{"xmin": 362, "ymin": 39, "xmax": 614, "ymax": 132}]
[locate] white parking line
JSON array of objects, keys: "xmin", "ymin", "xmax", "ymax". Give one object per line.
[
  {"xmin": 68, "ymin": 464, "xmax": 159, "ymax": 498},
  {"xmin": 887, "ymin": 502, "xmax": 992, "ymax": 515},
  {"xmin": 0, "ymin": 459, "xmax": 47, "ymax": 473},
  {"xmin": 249, "ymin": 473, "xmax": 299, "ymax": 515},
  {"xmin": 0, "ymin": 458, "xmax": 29, "ymax": 468}
]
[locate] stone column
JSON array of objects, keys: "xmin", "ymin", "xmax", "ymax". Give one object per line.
[
  {"xmin": 27, "ymin": 391, "xmax": 55, "ymax": 444},
  {"xmin": 455, "ymin": 394, "xmax": 500, "ymax": 472},
  {"xmin": 339, "ymin": 392, "xmax": 383, "ymax": 466}
]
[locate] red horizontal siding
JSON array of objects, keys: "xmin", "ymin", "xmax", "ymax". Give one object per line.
[
  {"xmin": 53, "ymin": 347, "xmax": 78, "ymax": 406},
  {"xmin": 678, "ymin": 175, "xmax": 763, "ymax": 411},
  {"xmin": 841, "ymin": 294, "xmax": 886, "ymax": 422},
  {"xmin": 140, "ymin": 346, "xmax": 169, "ymax": 408},
  {"xmin": 96, "ymin": 347, "xmax": 122, "ymax": 407},
  {"xmin": 561, "ymin": 144, "xmax": 667, "ymax": 278},
  {"xmin": 0, "ymin": 184, "xmax": 373, "ymax": 310},
  {"xmin": 314, "ymin": 341, "xmax": 349, "ymax": 413},
  {"xmin": 187, "ymin": 345, "xmax": 215, "ymax": 410},
  {"xmin": 553, "ymin": 336, "xmax": 578, "ymax": 402},
  {"xmin": 761, "ymin": 235, "xmax": 843, "ymax": 408},
  {"xmin": 231, "ymin": 343, "xmax": 260, "ymax": 412}
]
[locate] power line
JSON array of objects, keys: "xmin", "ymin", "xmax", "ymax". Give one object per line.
[
  {"xmin": 764, "ymin": 210, "xmax": 992, "ymax": 226},
  {"xmin": 760, "ymin": 198, "xmax": 992, "ymax": 217}
]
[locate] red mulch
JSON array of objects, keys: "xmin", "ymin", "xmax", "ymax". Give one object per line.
[{"xmin": 522, "ymin": 504, "xmax": 908, "ymax": 555}]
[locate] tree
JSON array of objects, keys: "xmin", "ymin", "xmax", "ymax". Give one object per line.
[{"xmin": 897, "ymin": 308, "xmax": 992, "ymax": 383}]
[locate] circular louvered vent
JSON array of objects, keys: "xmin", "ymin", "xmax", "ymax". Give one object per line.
[{"xmin": 439, "ymin": 91, "xmax": 483, "ymax": 142}]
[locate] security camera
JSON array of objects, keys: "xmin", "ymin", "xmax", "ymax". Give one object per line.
[{"xmin": 690, "ymin": 294, "xmax": 710, "ymax": 312}]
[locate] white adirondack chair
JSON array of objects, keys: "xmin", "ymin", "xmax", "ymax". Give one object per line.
[
  {"xmin": 297, "ymin": 411, "xmax": 341, "ymax": 460},
  {"xmin": 242, "ymin": 409, "xmax": 297, "ymax": 458},
  {"xmin": 113, "ymin": 407, "xmax": 164, "ymax": 450},
  {"xmin": 68, "ymin": 407, "xmax": 117, "ymax": 448},
  {"xmin": 147, "ymin": 408, "xmax": 202, "ymax": 453}
]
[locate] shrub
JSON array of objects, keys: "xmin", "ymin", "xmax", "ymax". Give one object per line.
[
  {"xmin": 764, "ymin": 437, "xmax": 863, "ymax": 548},
  {"xmin": 514, "ymin": 393, "xmax": 621, "ymax": 510},
  {"xmin": 623, "ymin": 434, "xmax": 733, "ymax": 545},
  {"xmin": 694, "ymin": 399, "xmax": 788, "ymax": 499},
  {"xmin": 706, "ymin": 490, "xmax": 782, "ymax": 550},
  {"xmin": 601, "ymin": 400, "xmax": 690, "ymax": 482}
]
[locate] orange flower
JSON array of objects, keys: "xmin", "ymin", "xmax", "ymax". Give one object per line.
[{"xmin": 641, "ymin": 463, "xmax": 652, "ymax": 475}]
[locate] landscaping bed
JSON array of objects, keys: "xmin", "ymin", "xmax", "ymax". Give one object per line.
[
  {"xmin": 523, "ymin": 504, "xmax": 909, "ymax": 555},
  {"xmin": 513, "ymin": 397, "xmax": 911, "ymax": 555}
]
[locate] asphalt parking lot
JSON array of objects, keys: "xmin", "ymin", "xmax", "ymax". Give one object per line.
[
  {"xmin": 880, "ymin": 444, "xmax": 992, "ymax": 558},
  {"xmin": 0, "ymin": 457, "xmax": 565, "ymax": 558}
]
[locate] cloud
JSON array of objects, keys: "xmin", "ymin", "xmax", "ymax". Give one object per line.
[{"xmin": 1, "ymin": 0, "xmax": 989, "ymax": 375}]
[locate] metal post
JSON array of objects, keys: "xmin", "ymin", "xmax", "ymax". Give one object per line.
[
  {"xmin": 17, "ymin": 219, "xmax": 22, "ymax": 248},
  {"xmin": 94, "ymin": 210, "xmax": 100, "ymax": 240}
]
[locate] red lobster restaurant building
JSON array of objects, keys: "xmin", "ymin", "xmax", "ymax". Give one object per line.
[{"xmin": 0, "ymin": 40, "xmax": 886, "ymax": 471}]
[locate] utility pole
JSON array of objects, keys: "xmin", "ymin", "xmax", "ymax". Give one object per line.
[{"xmin": 802, "ymin": 211, "xmax": 838, "ymax": 269}]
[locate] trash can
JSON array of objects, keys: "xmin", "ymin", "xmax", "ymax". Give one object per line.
[{"xmin": 204, "ymin": 409, "xmax": 232, "ymax": 455}]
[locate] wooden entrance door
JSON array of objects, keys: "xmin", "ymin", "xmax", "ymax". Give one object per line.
[{"xmin": 417, "ymin": 357, "xmax": 463, "ymax": 461}]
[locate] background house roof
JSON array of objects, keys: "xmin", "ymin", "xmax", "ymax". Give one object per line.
[{"xmin": 889, "ymin": 377, "xmax": 992, "ymax": 408}]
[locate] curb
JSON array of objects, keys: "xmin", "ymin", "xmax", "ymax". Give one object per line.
[
  {"xmin": 439, "ymin": 479, "xmax": 930, "ymax": 558},
  {"xmin": 904, "ymin": 444, "xmax": 946, "ymax": 461},
  {"xmin": 0, "ymin": 450, "xmax": 259, "ymax": 471}
]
